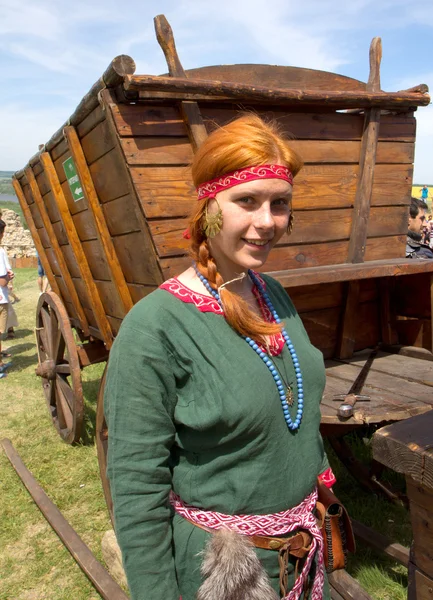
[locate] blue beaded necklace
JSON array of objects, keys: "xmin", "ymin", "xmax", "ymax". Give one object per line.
[{"xmin": 193, "ymin": 264, "xmax": 304, "ymax": 431}]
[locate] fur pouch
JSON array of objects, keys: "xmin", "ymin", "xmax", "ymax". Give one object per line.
[{"xmin": 196, "ymin": 530, "xmax": 279, "ymax": 600}]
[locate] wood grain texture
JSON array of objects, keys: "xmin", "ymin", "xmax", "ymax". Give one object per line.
[
  {"xmin": 64, "ymin": 125, "xmax": 133, "ymax": 314},
  {"xmin": 40, "ymin": 152, "xmax": 113, "ymax": 346},
  {"xmin": 12, "ymin": 177, "xmax": 61, "ymax": 298},
  {"xmin": 372, "ymin": 410, "xmax": 433, "ymax": 487},
  {"xmin": 25, "ymin": 165, "xmax": 88, "ymax": 333}
]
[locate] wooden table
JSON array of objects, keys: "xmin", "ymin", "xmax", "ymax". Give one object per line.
[
  {"xmin": 320, "ymin": 349, "xmax": 433, "ymax": 499},
  {"xmin": 372, "ymin": 410, "xmax": 433, "ymax": 600},
  {"xmin": 321, "ymin": 349, "xmax": 433, "ymax": 433}
]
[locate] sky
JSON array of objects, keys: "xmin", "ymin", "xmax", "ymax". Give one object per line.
[{"xmin": 1, "ymin": 0, "xmax": 432, "ymax": 182}]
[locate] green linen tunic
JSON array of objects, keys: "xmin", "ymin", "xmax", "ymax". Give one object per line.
[{"xmin": 105, "ymin": 274, "xmax": 330, "ymax": 600}]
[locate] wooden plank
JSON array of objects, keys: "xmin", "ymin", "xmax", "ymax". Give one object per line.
[
  {"xmin": 52, "ymin": 220, "xmax": 69, "ymax": 246},
  {"xmin": 351, "ymin": 519, "xmax": 409, "ymax": 567},
  {"xmin": 340, "ymin": 349, "xmax": 433, "ymax": 385},
  {"xmin": 112, "ymin": 232, "xmax": 164, "ymax": 285},
  {"xmin": 72, "ymin": 210, "xmax": 98, "ymax": 242},
  {"xmin": 270, "ymin": 257, "xmax": 433, "ymax": 289},
  {"xmin": 110, "ymin": 103, "xmax": 186, "ymax": 137},
  {"xmin": 412, "ymin": 569, "xmax": 433, "ymax": 600},
  {"xmin": 394, "ymin": 273, "xmax": 433, "ymax": 319},
  {"xmin": 131, "ymin": 163, "xmax": 412, "ymax": 219},
  {"xmin": 120, "ymin": 137, "xmax": 193, "ymax": 166},
  {"xmin": 100, "ymin": 89, "xmax": 164, "ymax": 288},
  {"xmin": 290, "ymin": 279, "xmax": 377, "ymax": 314},
  {"xmin": 200, "ymin": 107, "xmax": 417, "ymax": 142},
  {"xmin": 24, "ymin": 166, "xmax": 88, "ymax": 334},
  {"xmin": 372, "ymin": 411, "xmax": 433, "ymax": 487},
  {"xmin": 186, "ymin": 63, "xmax": 368, "ymax": 92},
  {"xmin": 40, "ymin": 152, "xmax": 113, "ymax": 347},
  {"xmin": 121, "ymin": 137, "xmax": 413, "ymax": 167},
  {"xmin": 11, "ymin": 177, "xmax": 61, "ymax": 298},
  {"xmin": 335, "ymin": 281, "xmax": 360, "ymax": 359},
  {"xmin": 127, "ymin": 283, "xmax": 157, "ymax": 304},
  {"xmin": 89, "ymin": 148, "xmax": 133, "ymax": 203},
  {"xmin": 81, "ymin": 240, "xmax": 112, "ymax": 281},
  {"xmin": 28, "ymin": 201, "xmax": 44, "ymax": 229},
  {"xmin": 64, "ymin": 125, "xmax": 134, "ymax": 314},
  {"xmin": 80, "ymin": 119, "xmax": 116, "ymax": 165},
  {"xmin": 409, "ymin": 499, "xmax": 433, "ymax": 576},
  {"xmin": 76, "ymin": 105, "xmax": 106, "ymax": 139},
  {"xmin": 42, "ymin": 189, "xmax": 62, "ymax": 224},
  {"xmin": 102, "ymin": 194, "xmax": 142, "ymax": 236}
]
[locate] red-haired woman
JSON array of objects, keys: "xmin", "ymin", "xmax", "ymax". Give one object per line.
[{"xmin": 104, "ymin": 114, "xmax": 335, "ymax": 600}]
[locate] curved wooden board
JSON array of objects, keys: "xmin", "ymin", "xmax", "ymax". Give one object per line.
[{"xmin": 182, "ymin": 64, "xmax": 367, "ymax": 92}]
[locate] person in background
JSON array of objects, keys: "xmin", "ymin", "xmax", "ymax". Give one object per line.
[
  {"xmin": 104, "ymin": 114, "xmax": 337, "ymax": 600},
  {"xmin": 36, "ymin": 252, "xmax": 49, "ymax": 294},
  {"xmin": 0, "ymin": 219, "xmax": 14, "ymax": 376},
  {"xmin": 406, "ymin": 198, "xmax": 433, "ymax": 259},
  {"xmin": 421, "ymin": 185, "xmax": 429, "ymax": 203}
]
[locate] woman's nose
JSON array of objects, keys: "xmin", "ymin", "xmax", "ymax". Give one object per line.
[{"xmin": 254, "ymin": 205, "xmax": 275, "ymax": 229}]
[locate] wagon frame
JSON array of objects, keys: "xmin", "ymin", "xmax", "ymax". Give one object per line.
[{"xmin": 12, "ymin": 16, "xmax": 433, "ymax": 521}]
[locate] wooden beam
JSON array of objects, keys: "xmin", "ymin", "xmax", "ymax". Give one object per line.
[
  {"xmin": 351, "ymin": 519, "xmax": 409, "ymax": 567},
  {"xmin": 123, "ymin": 74, "xmax": 430, "ymax": 109},
  {"xmin": 378, "ymin": 278, "xmax": 399, "ymax": 346},
  {"xmin": 154, "ymin": 15, "xmax": 208, "ymax": 151},
  {"xmin": 347, "ymin": 38, "xmax": 382, "ymax": 263},
  {"xmin": 328, "ymin": 570, "xmax": 373, "ymax": 600},
  {"xmin": 24, "ymin": 166, "xmax": 89, "ymax": 336},
  {"xmin": 11, "ymin": 177, "xmax": 61, "ymax": 299},
  {"xmin": 63, "ymin": 125, "xmax": 134, "ymax": 315},
  {"xmin": 39, "ymin": 153, "xmax": 113, "ymax": 348},
  {"xmin": 335, "ymin": 280, "xmax": 360, "ymax": 359}
]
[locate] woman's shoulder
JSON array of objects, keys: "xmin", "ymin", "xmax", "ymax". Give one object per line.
[{"xmin": 120, "ymin": 286, "xmax": 185, "ymax": 334}]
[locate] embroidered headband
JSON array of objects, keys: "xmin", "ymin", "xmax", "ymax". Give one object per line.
[{"xmin": 196, "ymin": 164, "xmax": 294, "ymax": 200}]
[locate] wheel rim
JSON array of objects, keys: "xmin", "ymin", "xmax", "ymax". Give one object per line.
[
  {"xmin": 35, "ymin": 291, "xmax": 84, "ymax": 444},
  {"xmin": 96, "ymin": 364, "xmax": 114, "ymax": 523}
]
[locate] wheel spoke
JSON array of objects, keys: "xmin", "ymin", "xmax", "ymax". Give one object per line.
[
  {"xmin": 56, "ymin": 374, "xmax": 75, "ymax": 414},
  {"xmin": 40, "ymin": 306, "xmax": 53, "ymax": 357},
  {"xmin": 55, "ymin": 335, "xmax": 66, "ymax": 365},
  {"xmin": 55, "ymin": 376, "xmax": 74, "ymax": 431},
  {"xmin": 55, "ymin": 363, "xmax": 71, "ymax": 375}
]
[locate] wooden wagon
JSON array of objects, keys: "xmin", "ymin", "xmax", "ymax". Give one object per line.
[{"xmin": 12, "ymin": 15, "xmax": 433, "ymax": 515}]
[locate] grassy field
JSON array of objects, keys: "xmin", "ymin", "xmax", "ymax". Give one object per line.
[{"xmin": 0, "ymin": 269, "xmax": 411, "ymax": 599}]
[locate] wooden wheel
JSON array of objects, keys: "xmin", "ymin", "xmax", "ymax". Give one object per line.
[
  {"xmin": 35, "ymin": 291, "xmax": 84, "ymax": 444},
  {"xmin": 96, "ymin": 364, "xmax": 114, "ymax": 523}
]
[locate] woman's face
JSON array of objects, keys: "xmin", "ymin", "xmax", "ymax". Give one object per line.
[{"xmin": 207, "ymin": 178, "xmax": 292, "ymax": 280}]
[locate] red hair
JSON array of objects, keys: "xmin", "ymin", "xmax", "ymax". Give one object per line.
[{"xmin": 188, "ymin": 114, "xmax": 303, "ymax": 345}]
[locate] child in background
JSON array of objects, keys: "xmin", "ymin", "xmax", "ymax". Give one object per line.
[{"xmin": 0, "ymin": 219, "xmax": 14, "ymax": 377}]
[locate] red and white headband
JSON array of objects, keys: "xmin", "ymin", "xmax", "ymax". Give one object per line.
[{"xmin": 196, "ymin": 164, "xmax": 294, "ymax": 200}]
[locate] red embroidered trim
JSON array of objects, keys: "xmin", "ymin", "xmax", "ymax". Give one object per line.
[
  {"xmin": 196, "ymin": 164, "xmax": 293, "ymax": 200},
  {"xmin": 160, "ymin": 279, "xmax": 223, "ymax": 314},
  {"xmin": 160, "ymin": 275, "xmax": 285, "ymax": 356},
  {"xmin": 318, "ymin": 467, "xmax": 337, "ymax": 489}
]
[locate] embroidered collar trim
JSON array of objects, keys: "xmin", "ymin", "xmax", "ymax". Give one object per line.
[{"xmin": 160, "ymin": 273, "xmax": 285, "ymax": 356}]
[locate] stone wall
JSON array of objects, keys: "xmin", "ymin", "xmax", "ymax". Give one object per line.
[{"xmin": 0, "ymin": 208, "xmax": 36, "ymax": 258}]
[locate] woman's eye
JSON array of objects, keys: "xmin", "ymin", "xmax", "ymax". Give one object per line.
[
  {"xmin": 237, "ymin": 196, "xmax": 254, "ymax": 204},
  {"xmin": 272, "ymin": 198, "xmax": 289, "ymax": 207}
]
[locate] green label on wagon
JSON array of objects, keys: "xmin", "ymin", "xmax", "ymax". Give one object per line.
[{"xmin": 62, "ymin": 157, "xmax": 84, "ymax": 202}]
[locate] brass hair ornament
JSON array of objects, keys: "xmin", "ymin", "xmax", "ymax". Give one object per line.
[{"xmin": 203, "ymin": 198, "xmax": 223, "ymax": 238}]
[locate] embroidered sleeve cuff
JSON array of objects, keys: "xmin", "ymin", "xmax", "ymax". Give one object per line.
[{"xmin": 318, "ymin": 467, "xmax": 337, "ymax": 488}]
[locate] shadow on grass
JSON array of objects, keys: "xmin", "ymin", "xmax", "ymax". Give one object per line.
[
  {"xmin": 8, "ymin": 353, "xmax": 39, "ymax": 372},
  {"xmin": 7, "ymin": 328, "xmax": 33, "ymax": 340},
  {"xmin": 5, "ymin": 342, "xmax": 34, "ymax": 355}
]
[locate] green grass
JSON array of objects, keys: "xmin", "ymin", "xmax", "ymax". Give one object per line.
[{"xmin": 0, "ymin": 270, "xmax": 411, "ymax": 599}]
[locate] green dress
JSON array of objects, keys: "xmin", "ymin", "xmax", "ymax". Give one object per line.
[{"xmin": 104, "ymin": 274, "xmax": 331, "ymax": 600}]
